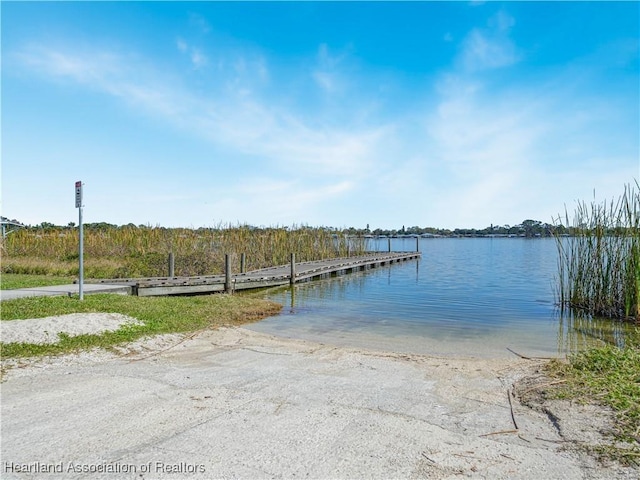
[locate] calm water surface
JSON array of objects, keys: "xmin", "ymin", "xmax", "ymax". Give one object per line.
[{"xmin": 248, "ymin": 238, "xmax": 632, "ymax": 358}]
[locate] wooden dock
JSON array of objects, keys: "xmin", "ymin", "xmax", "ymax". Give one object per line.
[{"xmin": 87, "ymin": 252, "xmax": 421, "ymax": 297}]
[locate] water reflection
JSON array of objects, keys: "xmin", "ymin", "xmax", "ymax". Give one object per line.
[
  {"xmin": 556, "ymin": 309, "xmax": 638, "ymax": 354},
  {"xmin": 248, "ymin": 238, "xmax": 637, "ymax": 357}
]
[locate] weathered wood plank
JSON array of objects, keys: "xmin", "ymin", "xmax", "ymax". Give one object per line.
[
  {"xmin": 109, "ymin": 252, "xmax": 421, "ymax": 296},
  {"xmin": 136, "ymin": 283, "xmax": 225, "ymax": 297}
]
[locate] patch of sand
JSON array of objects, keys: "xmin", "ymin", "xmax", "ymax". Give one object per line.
[{"xmin": 1, "ymin": 313, "xmax": 142, "ymax": 344}]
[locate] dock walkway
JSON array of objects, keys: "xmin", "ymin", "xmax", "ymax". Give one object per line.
[
  {"xmin": 90, "ymin": 251, "xmax": 421, "ymax": 297},
  {"xmin": 1, "ymin": 253, "xmax": 420, "ymax": 300}
]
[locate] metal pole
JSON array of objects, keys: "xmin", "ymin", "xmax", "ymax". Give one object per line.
[
  {"xmin": 78, "ymin": 204, "xmax": 84, "ymax": 300},
  {"xmin": 290, "ymin": 253, "xmax": 296, "ymax": 286}
]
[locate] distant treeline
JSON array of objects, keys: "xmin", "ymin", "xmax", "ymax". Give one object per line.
[
  {"xmin": 1, "ymin": 218, "xmax": 575, "ymax": 238},
  {"xmin": 343, "ymin": 219, "xmax": 560, "ymax": 238}
]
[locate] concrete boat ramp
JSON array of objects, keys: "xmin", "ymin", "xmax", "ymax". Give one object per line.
[{"xmin": 1, "ymin": 252, "xmax": 420, "ymax": 300}]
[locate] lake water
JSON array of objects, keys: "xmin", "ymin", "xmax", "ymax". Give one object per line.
[{"xmin": 248, "ymin": 238, "xmax": 633, "ymax": 358}]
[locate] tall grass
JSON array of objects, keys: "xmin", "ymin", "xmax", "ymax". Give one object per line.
[
  {"xmin": 555, "ymin": 183, "xmax": 639, "ymax": 322},
  {"xmin": 0, "ymin": 225, "xmax": 369, "ymax": 278}
]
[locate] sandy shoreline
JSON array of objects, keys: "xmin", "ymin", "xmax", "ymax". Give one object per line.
[
  {"xmin": 0, "ymin": 313, "xmax": 143, "ymax": 345},
  {"xmin": 1, "ymin": 318, "xmax": 637, "ymax": 479}
]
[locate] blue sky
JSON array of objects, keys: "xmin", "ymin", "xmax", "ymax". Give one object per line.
[{"xmin": 2, "ymin": 1, "xmax": 638, "ymax": 229}]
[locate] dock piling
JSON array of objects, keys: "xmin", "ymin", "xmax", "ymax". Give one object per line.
[
  {"xmin": 127, "ymin": 252, "xmax": 421, "ymax": 296},
  {"xmin": 225, "ymin": 254, "xmax": 232, "ymax": 293},
  {"xmin": 168, "ymin": 252, "xmax": 175, "ymax": 278}
]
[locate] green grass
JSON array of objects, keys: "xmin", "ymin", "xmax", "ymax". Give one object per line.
[
  {"xmin": 0, "ymin": 273, "xmax": 75, "ymax": 290},
  {"xmin": 0, "ymin": 293, "xmax": 282, "ymax": 358},
  {"xmin": 547, "ymin": 338, "xmax": 640, "ymax": 464}
]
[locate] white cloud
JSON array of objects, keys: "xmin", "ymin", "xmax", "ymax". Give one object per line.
[
  {"xmin": 176, "ymin": 38, "xmax": 188, "ymax": 53},
  {"xmin": 460, "ymin": 30, "xmax": 519, "ymax": 71},
  {"xmin": 188, "ymin": 12, "xmax": 211, "ymax": 34},
  {"xmin": 190, "ymin": 48, "xmax": 208, "ymax": 68},
  {"xmin": 312, "ymin": 71, "xmax": 336, "ymax": 92},
  {"xmin": 233, "ymin": 56, "xmax": 266, "ymax": 79},
  {"xmin": 208, "ymin": 178, "xmax": 355, "ymax": 225},
  {"xmin": 317, "ymin": 43, "xmax": 340, "ymax": 69},
  {"xmin": 459, "ymin": 11, "xmax": 520, "ymax": 71},
  {"xmin": 14, "ymin": 42, "xmax": 388, "ymax": 185},
  {"xmin": 416, "ymin": 60, "xmax": 637, "ymax": 229},
  {"xmin": 312, "ymin": 43, "xmax": 350, "ymax": 93},
  {"xmin": 489, "ymin": 10, "xmax": 516, "ymax": 32},
  {"xmin": 175, "ymin": 38, "xmax": 208, "ymax": 69},
  {"xmin": 255, "ymin": 57, "xmax": 269, "ymax": 82},
  {"xmin": 8, "ymin": 11, "xmax": 636, "ymax": 229},
  {"xmin": 17, "ymin": 45, "xmax": 121, "ymax": 84},
  {"xmin": 195, "ymin": 97, "xmax": 391, "ymax": 177},
  {"xmin": 16, "ymin": 46, "xmax": 188, "ymax": 119}
]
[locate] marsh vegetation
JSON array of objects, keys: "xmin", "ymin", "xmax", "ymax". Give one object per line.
[
  {"xmin": 555, "ymin": 183, "xmax": 639, "ymax": 323},
  {"xmin": 1, "ymin": 225, "xmax": 367, "ymax": 279},
  {"xmin": 548, "ymin": 183, "xmax": 640, "ymax": 463}
]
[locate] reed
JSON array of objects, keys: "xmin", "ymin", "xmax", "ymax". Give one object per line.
[
  {"xmin": 554, "ymin": 183, "xmax": 639, "ymax": 322},
  {"xmin": 0, "ymin": 224, "xmax": 369, "ymax": 278}
]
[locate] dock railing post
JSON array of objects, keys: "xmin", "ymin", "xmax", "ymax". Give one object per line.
[
  {"xmin": 290, "ymin": 253, "xmax": 296, "ymax": 286},
  {"xmin": 240, "ymin": 253, "xmax": 246, "ymax": 274},
  {"xmin": 168, "ymin": 252, "xmax": 175, "ymax": 278},
  {"xmin": 225, "ymin": 254, "xmax": 232, "ymax": 293}
]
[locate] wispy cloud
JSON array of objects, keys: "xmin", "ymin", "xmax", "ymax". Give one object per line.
[
  {"xmin": 395, "ymin": 8, "xmax": 637, "ymax": 228},
  {"xmin": 176, "ymin": 37, "xmax": 208, "ymax": 69},
  {"xmin": 312, "ymin": 43, "xmax": 351, "ymax": 94},
  {"xmin": 188, "ymin": 12, "xmax": 211, "ymax": 34},
  {"xmin": 12, "ymin": 41, "xmax": 390, "ymax": 214},
  {"xmin": 17, "ymin": 45, "xmax": 121, "ymax": 84},
  {"xmin": 459, "ymin": 10, "xmax": 520, "ymax": 71},
  {"xmin": 189, "ymin": 48, "xmax": 208, "ymax": 68},
  {"xmin": 205, "ymin": 178, "xmax": 355, "ymax": 225},
  {"xmin": 193, "ymin": 96, "xmax": 391, "ymax": 177},
  {"xmin": 231, "ymin": 55, "xmax": 269, "ymax": 84},
  {"xmin": 6, "ymin": 4, "xmax": 636, "ymax": 229}
]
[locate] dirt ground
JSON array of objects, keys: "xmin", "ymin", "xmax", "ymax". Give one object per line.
[{"xmin": 1, "ymin": 326, "xmax": 637, "ymax": 479}]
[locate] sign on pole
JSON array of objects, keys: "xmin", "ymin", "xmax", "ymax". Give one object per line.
[
  {"xmin": 75, "ymin": 181, "xmax": 83, "ymax": 208},
  {"xmin": 76, "ymin": 181, "xmax": 84, "ymax": 300}
]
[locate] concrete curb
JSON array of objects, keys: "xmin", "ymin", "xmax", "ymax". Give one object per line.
[{"xmin": 0, "ymin": 284, "xmax": 132, "ymax": 301}]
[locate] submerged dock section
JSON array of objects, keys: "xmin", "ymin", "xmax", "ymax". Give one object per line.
[{"xmin": 89, "ymin": 252, "xmax": 421, "ymax": 297}]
